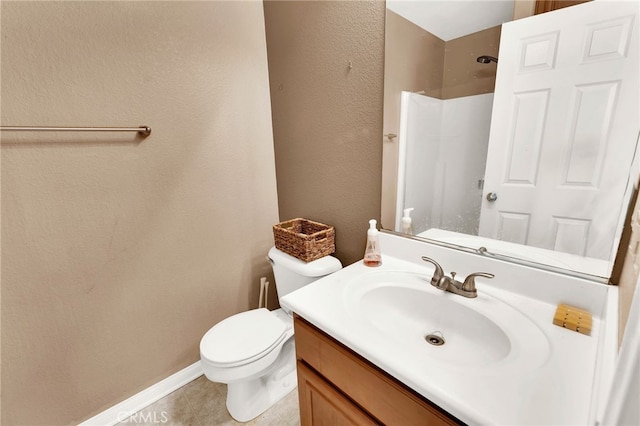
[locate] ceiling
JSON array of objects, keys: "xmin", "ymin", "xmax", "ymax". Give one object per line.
[{"xmin": 386, "ymin": 0, "xmax": 515, "ymax": 41}]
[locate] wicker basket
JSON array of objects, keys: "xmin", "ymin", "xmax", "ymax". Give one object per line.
[{"xmin": 273, "ymin": 218, "xmax": 335, "ymax": 262}]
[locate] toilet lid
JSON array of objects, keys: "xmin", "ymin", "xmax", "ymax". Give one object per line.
[{"xmin": 200, "ymin": 308, "xmax": 287, "ymax": 367}]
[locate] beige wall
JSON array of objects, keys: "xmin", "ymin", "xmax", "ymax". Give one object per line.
[
  {"xmin": 1, "ymin": 2, "xmax": 279, "ymax": 424},
  {"xmin": 442, "ymin": 26, "xmax": 501, "ymax": 99},
  {"xmin": 513, "ymin": 0, "xmax": 537, "ymax": 20},
  {"xmin": 384, "ymin": 10, "xmax": 445, "ymax": 104},
  {"xmin": 263, "ymin": 1, "xmax": 385, "ymax": 266}
]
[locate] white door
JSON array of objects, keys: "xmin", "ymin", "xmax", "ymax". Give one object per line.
[{"xmin": 478, "ymin": 1, "xmax": 639, "ymax": 260}]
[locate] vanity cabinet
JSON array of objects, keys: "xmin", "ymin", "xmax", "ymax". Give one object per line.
[{"xmin": 294, "ymin": 316, "xmax": 461, "ymax": 426}]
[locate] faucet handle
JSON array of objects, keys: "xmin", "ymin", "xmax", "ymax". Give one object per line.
[
  {"xmin": 421, "ymin": 256, "xmax": 444, "ymax": 287},
  {"xmin": 462, "ymin": 272, "xmax": 495, "ymax": 292}
]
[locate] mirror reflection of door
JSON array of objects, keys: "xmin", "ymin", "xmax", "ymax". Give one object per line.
[
  {"xmin": 479, "ymin": 1, "xmax": 639, "ymax": 260},
  {"xmin": 384, "ymin": 0, "xmax": 639, "ymax": 278}
]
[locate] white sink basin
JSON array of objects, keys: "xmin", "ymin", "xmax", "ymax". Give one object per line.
[
  {"xmin": 281, "ymin": 234, "xmax": 613, "ymax": 425},
  {"xmin": 343, "ymin": 270, "xmax": 550, "ymax": 372}
]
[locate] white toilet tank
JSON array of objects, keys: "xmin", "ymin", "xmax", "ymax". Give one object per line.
[{"xmin": 268, "ymin": 247, "xmax": 342, "ymax": 308}]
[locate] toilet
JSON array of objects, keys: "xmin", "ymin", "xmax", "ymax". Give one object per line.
[{"xmin": 199, "ymin": 246, "xmax": 342, "ymax": 422}]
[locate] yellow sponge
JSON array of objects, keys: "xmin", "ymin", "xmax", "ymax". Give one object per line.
[{"xmin": 553, "ymin": 304, "xmax": 592, "ymax": 336}]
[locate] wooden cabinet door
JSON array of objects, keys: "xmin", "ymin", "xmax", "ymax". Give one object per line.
[
  {"xmin": 297, "ymin": 361, "xmax": 378, "ymax": 426},
  {"xmin": 294, "ymin": 316, "xmax": 462, "ymax": 426}
]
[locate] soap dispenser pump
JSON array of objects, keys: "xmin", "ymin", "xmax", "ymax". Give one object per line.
[
  {"xmin": 401, "ymin": 207, "xmax": 414, "ymax": 235},
  {"xmin": 363, "ymin": 219, "xmax": 382, "ymax": 267}
]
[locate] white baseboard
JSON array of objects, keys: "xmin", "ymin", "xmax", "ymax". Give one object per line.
[{"xmin": 79, "ymin": 361, "xmax": 204, "ymax": 426}]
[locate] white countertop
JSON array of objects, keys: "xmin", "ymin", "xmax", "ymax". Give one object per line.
[{"xmin": 281, "ymin": 232, "xmax": 617, "ymax": 425}]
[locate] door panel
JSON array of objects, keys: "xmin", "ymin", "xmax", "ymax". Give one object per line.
[
  {"xmin": 506, "ymin": 90, "xmax": 548, "ymax": 185},
  {"xmin": 479, "ymin": 1, "xmax": 639, "ymax": 261}
]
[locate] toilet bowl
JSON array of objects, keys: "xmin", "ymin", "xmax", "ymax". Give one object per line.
[{"xmin": 200, "ymin": 247, "xmax": 342, "ymax": 422}]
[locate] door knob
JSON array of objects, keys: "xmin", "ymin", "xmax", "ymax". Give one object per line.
[{"xmin": 486, "ymin": 192, "xmax": 498, "ymax": 202}]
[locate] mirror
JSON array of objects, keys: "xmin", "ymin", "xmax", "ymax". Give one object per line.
[{"xmin": 381, "ymin": 0, "xmax": 640, "ymax": 281}]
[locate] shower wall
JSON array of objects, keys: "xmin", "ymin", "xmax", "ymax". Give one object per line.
[
  {"xmin": 437, "ymin": 93, "xmax": 494, "ymax": 234},
  {"xmin": 1, "ymin": 2, "xmax": 279, "ymax": 424},
  {"xmin": 397, "ymin": 93, "xmax": 442, "ymax": 234},
  {"xmin": 398, "ymin": 92, "xmax": 493, "ymax": 235}
]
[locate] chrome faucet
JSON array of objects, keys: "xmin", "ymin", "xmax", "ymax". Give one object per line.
[{"xmin": 421, "ymin": 256, "xmax": 494, "ymax": 298}]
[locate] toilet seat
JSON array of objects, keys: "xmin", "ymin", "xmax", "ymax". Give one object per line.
[{"xmin": 200, "ymin": 308, "xmax": 287, "ymax": 368}]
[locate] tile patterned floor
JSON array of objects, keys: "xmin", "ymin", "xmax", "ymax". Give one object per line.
[{"xmin": 118, "ymin": 375, "xmax": 300, "ymax": 426}]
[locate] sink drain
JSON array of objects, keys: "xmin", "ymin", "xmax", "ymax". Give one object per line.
[{"xmin": 425, "ymin": 332, "xmax": 445, "ymax": 346}]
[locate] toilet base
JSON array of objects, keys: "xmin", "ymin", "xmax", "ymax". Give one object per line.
[{"xmin": 226, "ymin": 336, "xmax": 297, "ymax": 422}]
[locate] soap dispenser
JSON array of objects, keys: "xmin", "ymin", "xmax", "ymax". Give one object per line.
[
  {"xmin": 363, "ymin": 219, "xmax": 382, "ymax": 267},
  {"xmin": 401, "ymin": 207, "xmax": 414, "ymax": 235}
]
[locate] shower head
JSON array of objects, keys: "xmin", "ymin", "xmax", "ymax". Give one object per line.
[{"xmin": 477, "ymin": 55, "xmax": 498, "ymax": 64}]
